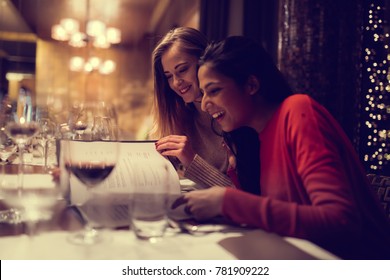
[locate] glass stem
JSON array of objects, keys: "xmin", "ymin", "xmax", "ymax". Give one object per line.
[
  {"xmin": 17, "ymin": 144, "xmax": 24, "ymax": 188},
  {"xmin": 43, "ymin": 139, "xmax": 48, "ymax": 170},
  {"xmin": 26, "ymin": 220, "xmax": 38, "ymax": 237},
  {"xmin": 0, "ymin": 162, "xmax": 5, "ymax": 187}
]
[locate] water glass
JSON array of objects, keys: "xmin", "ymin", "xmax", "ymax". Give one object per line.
[{"xmin": 130, "ymin": 163, "xmax": 169, "ymax": 241}]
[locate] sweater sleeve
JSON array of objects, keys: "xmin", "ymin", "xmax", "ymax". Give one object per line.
[{"xmin": 184, "ymin": 154, "xmax": 233, "ymax": 188}]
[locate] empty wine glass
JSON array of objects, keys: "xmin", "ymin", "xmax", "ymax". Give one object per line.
[
  {"xmin": 0, "ymin": 101, "xmax": 17, "ymax": 169},
  {"xmin": 4, "ymin": 87, "xmax": 39, "ymax": 188},
  {"xmin": 36, "ymin": 118, "xmax": 56, "ymax": 170},
  {"xmin": 0, "ymin": 128, "xmax": 17, "ymax": 178},
  {"xmin": 66, "ymin": 101, "xmax": 119, "ymax": 245},
  {"xmin": 69, "ymin": 105, "xmax": 88, "ymax": 140},
  {"xmin": 0, "ymin": 96, "xmax": 20, "ymax": 221},
  {"xmin": 0, "ymin": 170, "xmax": 65, "ymax": 235}
]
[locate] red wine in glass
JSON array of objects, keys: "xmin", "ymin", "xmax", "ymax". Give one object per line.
[{"xmin": 66, "ymin": 162, "xmax": 115, "ymax": 187}]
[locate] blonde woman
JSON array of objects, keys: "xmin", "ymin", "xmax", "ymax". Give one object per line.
[{"xmin": 151, "ymin": 27, "xmax": 232, "ymax": 188}]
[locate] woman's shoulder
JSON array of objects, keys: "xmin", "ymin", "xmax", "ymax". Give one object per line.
[
  {"xmin": 277, "ymin": 94, "xmax": 330, "ymax": 123},
  {"xmin": 280, "ymin": 93, "xmax": 326, "ymax": 113},
  {"xmin": 283, "ymin": 93, "xmax": 313, "ymax": 107}
]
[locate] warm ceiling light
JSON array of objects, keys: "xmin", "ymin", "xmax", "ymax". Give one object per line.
[
  {"xmin": 106, "ymin": 27, "xmax": 121, "ymax": 44},
  {"xmin": 69, "ymin": 56, "xmax": 85, "ymax": 72},
  {"xmin": 69, "ymin": 32, "xmax": 87, "ymax": 48},
  {"xmin": 51, "ymin": 18, "xmax": 121, "ymax": 49},
  {"xmin": 51, "ymin": 24, "xmax": 69, "ymax": 41},
  {"xmin": 86, "ymin": 20, "xmax": 105, "ymax": 37},
  {"xmin": 60, "ymin": 18, "xmax": 79, "ymax": 34},
  {"xmin": 69, "ymin": 56, "xmax": 116, "ymax": 75}
]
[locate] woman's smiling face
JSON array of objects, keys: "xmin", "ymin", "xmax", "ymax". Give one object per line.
[
  {"xmin": 161, "ymin": 43, "xmax": 201, "ymax": 103},
  {"xmin": 199, "ymin": 63, "xmax": 254, "ymax": 132}
]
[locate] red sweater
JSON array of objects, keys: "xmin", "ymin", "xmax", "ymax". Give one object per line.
[{"xmin": 223, "ymin": 94, "xmax": 390, "ymax": 259}]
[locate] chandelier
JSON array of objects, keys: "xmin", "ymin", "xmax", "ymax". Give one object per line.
[
  {"xmin": 69, "ymin": 56, "xmax": 116, "ymax": 75},
  {"xmin": 51, "ymin": 18, "xmax": 120, "ymax": 74},
  {"xmin": 51, "ymin": 18, "xmax": 121, "ymax": 49}
]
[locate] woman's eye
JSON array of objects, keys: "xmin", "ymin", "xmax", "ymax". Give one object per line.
[
  {"xmin": 209, "ymin": 88, "xmax": 221, "ymax": 95},
  {"xmin": 178, "ymin": 67, "xmax": 188, "ymax": 73},
  {"xmin": 165, "ymin": 75, "xmax": 173, "ymax": 80}
]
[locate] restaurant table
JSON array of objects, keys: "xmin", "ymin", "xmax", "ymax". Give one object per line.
[
  {"xmin": 0, "ymin": 203, "xmax": 339, "ymax": 260},
  {"xmin": 0, "ymin": 208, "xmax": 339, "ymax": 260},
  {"xmin": 0, "ymin": 165, "xmax": 339, "ymax": 260}
]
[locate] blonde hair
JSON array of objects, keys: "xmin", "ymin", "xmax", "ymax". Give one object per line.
[{"xmin": 151, "ymin": 27, "xmax": 208, "ymax": 137}]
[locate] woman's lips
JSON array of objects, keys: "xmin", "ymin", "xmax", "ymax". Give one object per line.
[
  {"xmin": 211, "ymin": 111, "xmax": 225, "ymax": 121},
  {"xmin": 179, "ymin": 85, "xmax": 191, "ymax": 95}
]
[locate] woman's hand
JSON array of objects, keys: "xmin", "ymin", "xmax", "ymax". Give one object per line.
[
  {"xmin": 171, "ymin": 186, "xmax": 226, "ymax": 221},
  {"xmin": 155, "ymin": 135, "xmax": 196, "ymax": 167}
]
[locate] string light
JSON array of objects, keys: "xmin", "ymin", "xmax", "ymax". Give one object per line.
[{"xmin": 362, "ymin": 1, "xmax": 389, "ymax": 174}]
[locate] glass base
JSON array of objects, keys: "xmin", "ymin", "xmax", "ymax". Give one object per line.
[{"xmin": 67, "ymin": 228, "xmax": 103, "ymax": 245}]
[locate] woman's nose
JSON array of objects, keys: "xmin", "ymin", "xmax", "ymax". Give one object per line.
[
  {"xmin": 173, "ymin": 76, "xmax": 183, "ymax": 87},
  {"xmin": 201, "ymin": 94, "xmax": 209, "ymax": 112}
]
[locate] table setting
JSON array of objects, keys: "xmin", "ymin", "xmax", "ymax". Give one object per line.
[
  {"xmin": 0, "ymin": 171, "xmax": 339, "ymax": 260},
  {"xmin": 0, "ymin": 96, "xmax": 338, "ymax": 260}
]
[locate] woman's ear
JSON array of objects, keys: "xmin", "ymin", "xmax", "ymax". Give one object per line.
[{"xmin": 246, "ymin": 75, "xmax": 260, "ymax": 95}]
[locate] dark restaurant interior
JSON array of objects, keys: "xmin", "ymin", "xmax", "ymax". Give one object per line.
[
  {"xmin": 0, "ymin": 0, "xmax": 388, "ymax": 183},
  {"xmin": 1, "ymin": 0, "xmax": 389, "ymax": 176},
  {"xmin": 0, "ymin": 0, "xmax": 390, "ymax": 262}
]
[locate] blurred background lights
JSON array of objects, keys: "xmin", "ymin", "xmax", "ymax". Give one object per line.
[{"xmin": 361, "ymin": 1, "xmax": 389, "ymax": 174}]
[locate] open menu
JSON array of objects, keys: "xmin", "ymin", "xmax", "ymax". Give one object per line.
[{"xmin": 60, "ymin": 141, "xmax": 187, "ymax": 228}]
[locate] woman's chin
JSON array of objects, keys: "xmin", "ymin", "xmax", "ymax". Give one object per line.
[
  {"xmin": 182, "ymin": 95, "xmax": 197, "ymax": 104},
  {"xmin": 220, "ymin": 122, "xmax": 238, "ymax": 133}
]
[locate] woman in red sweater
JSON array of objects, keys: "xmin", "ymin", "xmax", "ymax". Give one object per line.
[{"xmin": 173, "ymin": 36, "xmax": 390, "ymax": 259}]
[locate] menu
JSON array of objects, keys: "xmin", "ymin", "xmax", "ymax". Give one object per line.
[{"xmin": 59, "ymin": 141, "xmax": 183, "ymax": 228}]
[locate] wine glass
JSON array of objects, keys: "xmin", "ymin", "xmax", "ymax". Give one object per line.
[
  {"xmin": 69, "ymin": 105, "xmax": 88, "ymax": 140},
  {"xmin": 0, "ymin": 128, "xmax": 17, "ymax": 182},
  {"xmin": 0, "ymin": 171, "xmax": 65, "ymax": 235},
  {"xmin": 36, "ymin": 118, "xmax": 56, "ymax": 170},
  {"xmin": 0, "ymin": 103, "xmax": 17, "ymax": 170},
  {"xmin": 0, "ymin": 90, "xmax": 64, "ymax": 235},
  {"xmin": 0, "ymin": 97, "xmax": 19, "ymax": 221},
  {"xmin": 4, "ymin": 88, "xmax": 39, "ymax": 188},
  {"xmin": 66, "ymin": 101, "xmax": 119, "ymax": 245}
]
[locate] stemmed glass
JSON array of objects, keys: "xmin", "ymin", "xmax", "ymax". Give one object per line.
[
  {"xmin": 0, "ymin": 174, "xmax": 65, "ymax": 234},
  {"xmin": 36, "ymin": 118, "xmax": 56, "ymax": 170},
  {"xmin": 0, "ymin": 91, "xmax": 64, "ymax": 235},
  {"xmin": 4, "ymin": 88, "xmax": 40, "ymax": 188},
  {"xmin": 0, "ymin": 107, "xmax": 17, "ymax": 165},
  {"xmin": 0, "ymin": 97, "xmax": 19, "ymax": 223},
  {"xmin": 0, "ymin": 124, "xmax": 17, "ymax": 197},
  {"xmin": 69, "ymin": 105, "xmax": 88, "ymax": 140},
  {"xmin": 0, "ymin": 128, "xmax": 17, "ymax": 184},
  {"xmin": 66, "ymin": 101, "xmax": 119, "ymax": 245}
]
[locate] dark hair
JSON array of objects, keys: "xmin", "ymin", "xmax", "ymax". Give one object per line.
[
  {"xmin": 202, "ymin": 36, "xmax": 293, "ymax": 195},
  {"xmin": 226, "ymin": 127, "xmax": 261, "ymax": 195},
  {"xmin": 199, "ymin": 36, "xmax": 293, "ymax": 104},
  {"xmin": 211, "ymin": 119, "xmax": 260, "ymax": 195}
]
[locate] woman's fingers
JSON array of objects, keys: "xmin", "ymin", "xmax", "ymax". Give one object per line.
[
  {"xmin": 171, "ymin": 195, "xmax": 189, "ymax": 209},
  {"xmin": 156, "ymin": 136, "xmax": 187, "ymax": 153},
  {"xmin": 157, "ymin": 135, "xmax": 186, "ymax": 145}
]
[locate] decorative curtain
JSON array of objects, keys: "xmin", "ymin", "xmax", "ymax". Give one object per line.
[
  {"xmin": 277, "ymin": 0, "xmax": 364, "ymax": 156},
  {"xmin": 200, "ymin": 0, "xmax": 230, "ymax": 41},
  {"xmin": 278, "ymin": 0, "xmax": 390, "ymax": 175}
]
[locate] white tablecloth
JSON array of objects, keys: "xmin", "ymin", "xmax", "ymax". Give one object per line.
[{"xmin": 0, "ymin": 228, "xmax": 338, "ymax": 260}]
